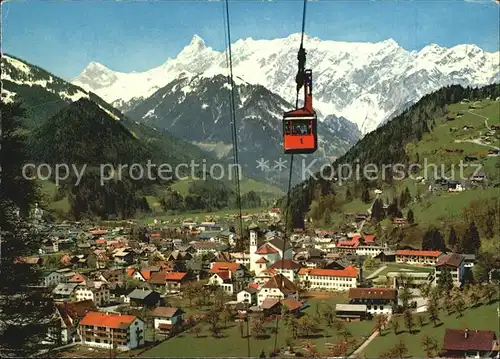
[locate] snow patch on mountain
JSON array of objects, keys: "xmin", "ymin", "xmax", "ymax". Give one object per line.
[{"xmin": 73, "ymin": 34, "xmax": 499, "ymax": 134}]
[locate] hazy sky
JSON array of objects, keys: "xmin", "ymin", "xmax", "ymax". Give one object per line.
[{"xmin": 2, "ymin": 0, "xmax": 499, "ymax": 80}]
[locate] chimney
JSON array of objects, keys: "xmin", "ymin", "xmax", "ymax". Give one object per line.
[{"xmin": 464, "ymin": 328, "xmax": 468, "ymax": 339}]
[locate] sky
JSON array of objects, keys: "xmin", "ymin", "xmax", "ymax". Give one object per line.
[{"xmin": 2, "ymin": 0, "xmax": 499, "ymax": 81}]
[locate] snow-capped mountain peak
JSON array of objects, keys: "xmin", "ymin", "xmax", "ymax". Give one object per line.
[{"xmin": 72, "ymin": 33, "xmax": 499, "ymax": 134}]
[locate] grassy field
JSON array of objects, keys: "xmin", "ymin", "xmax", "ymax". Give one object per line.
[
  {"xmin": 408, "ymin": 187, "xmax": 497, "ymax": 228},
  {"xmin": 140, "ymin": 206, "xmax": 268, "ymax": 225},
  {"xmin": 363, "ymin": 300, "xmax": 499, "ymax": 358},
  {"xmin": 324, "ymin": 100, "xmax": 500, "ymax": 233},
  {"xmin": 140, "ymin": 294, "xmax": 374, "ymax": 357},
  {"xmin": 171, "ymin": 177, "xmax": 284, "ymax": 199}
]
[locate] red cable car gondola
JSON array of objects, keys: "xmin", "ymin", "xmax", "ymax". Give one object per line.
[{"xmin": 283, "ymin": 69, "xmax": 317, "ymax": 154}]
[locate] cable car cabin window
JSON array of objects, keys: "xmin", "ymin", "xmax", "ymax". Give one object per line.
[{"xmin": 286, "ymin": 120, "xmax": 312, "ymax": 135}]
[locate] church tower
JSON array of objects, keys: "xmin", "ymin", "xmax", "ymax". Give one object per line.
[{"xmin": 249, "ymin": 230, "xmax": 258, "ymax": 273}]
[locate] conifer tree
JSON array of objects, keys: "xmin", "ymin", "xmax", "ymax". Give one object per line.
[
  {"xmin": 0, "ymin": 102, "xmax": 55, "ymax": 357},
  {"xmin": 407, "ymin": 209, "xmax": 415, "ymax": 224}
]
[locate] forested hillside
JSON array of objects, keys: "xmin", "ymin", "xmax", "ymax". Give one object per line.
[{"xmin": 283, "ymin": 83, "xmax": 500, "ymax": 228}]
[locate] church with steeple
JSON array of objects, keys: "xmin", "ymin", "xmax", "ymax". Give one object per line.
[{"xmin": 249, "ymin": 229, "xmax": 293, "ymax": 276}]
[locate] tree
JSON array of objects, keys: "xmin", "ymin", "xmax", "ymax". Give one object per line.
[
  {"xmin": 298, "ymin": 314, "xmax": 319, "ymax": 338},
  {"xmin": 427, "ymin": 299, "xmax": 440, "ymax": 326},
  {"xmin": 419, "ymin": 282, "xmax": 432, "ymax": 300},
  {"xmin": 407, "ymin": 209, "xmax": 415, "ymax": 224},
  {"xmin": 443, "ymin": 295, "xmax": 454, "ymax": 315},
  {"xmin": 421, "ymin": 227, "xmax": 446, "ymax": 251},
  {"xmin": 437, "ymin": 268, "xmax": 454, "ymax": 292},
  {"xmin": 221, "ymin": 306, "xmax": 234, "ymax": 329},
  {"xmin": 448, "ymin": 227, "xmax": 458, "ymax": 250},
  {"xmin": 373, "ymin": 314, "xmax": 388, "ymax": 335},
  {"xmin": 459, "ymin": 222, "xmax": 481, "ymax": 254},
  {"xmin": 394, "ymin": 339, "xmax": 409, "ymax": 359},
  {"xmin": 403, "ymin": 309, "xmax": 414, "ymax": 334},
  {"xmin": 371, "ymin": 198, "xmax": 385, "ymax": 222},
  {"xmin": 250, "ymin": 318, "xmax": 266, "ymax": 339},
  {"xmin": 361, "ymin": 188, "xmax": 371, "ymax": 204},
  {"xmin": 421, "ymin": 335, "xmax": 438, "ymax": 357},
  {"xmin": 183, "ymin": 282, "xmax": 199, "ymax": 307},
  {"xmin": 206, "ymin": 311, "xmax": 221, "ymax": 338},
  {"xmin": 0, "ymin": 103, "xmax": 55, "ymax": 357},
  {"xmin": 390, "ymin": 318, "xmax": 400, "ymax": 335},
  {"xmin": 320, "ymin": 304, "xmax": 336, "ymax": 327},
  {"xmin": 484, "ymin": 284, "xmax": 497, "ymax": 304},
  {"xmin": 466, "ymin": 286, "xmax": 481, "ymax": 308},
  {"xmin": 398, "ymin": 286, "xmax": 414, "ymax": 309},
  {"xmin": 381, "ymin": 339, "xmax": 408, "ymax": 359},
  {"xmin": 418, "ymin": 315, "xmax": 425, "ymax": 328}
]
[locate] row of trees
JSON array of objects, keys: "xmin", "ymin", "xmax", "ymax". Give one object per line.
[
  {"xmin": 422, "ymin": 221, "xmax": 482, "ymax": 255},
  {"xmin": 160, "ymin": 183, "xmax": 264, "ymax": 213}
]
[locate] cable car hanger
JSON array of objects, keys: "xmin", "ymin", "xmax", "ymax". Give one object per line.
[{"xmin": 282, "ymin": 30, "xmax": 318, "ymax": 154}]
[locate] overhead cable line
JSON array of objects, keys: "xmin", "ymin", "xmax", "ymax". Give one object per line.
[
  {"xmin": 272, "ymin": 0, "xmax": 308, "ymax": 354},
  {"xmin": 223, "ymin": 0, "xmax": 249, "ymax": 357}
]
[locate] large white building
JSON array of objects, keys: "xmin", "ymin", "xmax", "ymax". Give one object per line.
[
  {"xmin": 395, "ymin": 250, "xmax": 443, "ymax": 266},
  {"xmin": 297, "ymin": 265, "xmax": 359, "ymax": 291},
  {"xmin": 79, "ymin": 312, "xmax": 145, "ymax": 351},
  {"xmin": 348, "ymin": 287, "xmax": 398, "ymax": 315}
]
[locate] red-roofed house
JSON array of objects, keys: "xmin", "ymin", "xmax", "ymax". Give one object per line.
[
  {"xmin": 395, "ymin": 250, "xmax": 443, "ymax": 266},
  {"xmin": 208, "ymin": 262, "xmax": 247, "ymax": 295},
  {"xmin": 165, "ymin": 272, "xmax": 188, "ymax": 291},
  {"xmin": 297, "ymin": 265, "xmax": 359, "ymax": 291},
  {"xmin": 442, "ymin": 328, "xmax": 498, "ymax": 358},
  {"xmin": 79, "ymin": 311, "xmax": 145, "ymax": 350}
]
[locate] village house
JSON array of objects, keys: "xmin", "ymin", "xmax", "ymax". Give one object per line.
[
  {"xmin": 151, "ymin": 307, "xmax": 185, "ymax": 335},
  {"xmin": 297, "ymin": 265, "xmax": 359, "ymax": 291},
  {"xmin": 127, "ymin": 288, "xmax": 161, "ymax": 307},
  {"xmin": 208, "ymin": 262, "xmax": 247, "ymax": 295},
  {"xmin": 236, "ymin": 287, "xmax": 258, "ymax": 305},
  {"xmin": 52, "ymin": 283, "xmax": 80, "ymax": 302},
  {"xmin": 47, "ymin": 300, "xmax": 98, "ymax": 344},
  {"xmin": 268, "ymin": 259, "xmax": 302, "ymax": 282},
  {"xmin": 335, "ymin": 304, "xmax": 368, "ymax": 322},
  {"xmin": 165, "ymin": 272, "xmax": 188, "ymax": 291},
  {"xmin": 79, "ymin": 312, "xmax": 145, "ymax": 351},
  {"xmin": 127, "ymin": 266, "xmax": 161, "ymax": 282},
  {"xmin": 434, "ymin": 253, "xmax": 465, "ymax": 287},
  {"xmin": 44, "ymin": 268, "xmax": 75, "ymax": 287},
  {"xmin": 257, "ymin": 273, "xmax": 298, "ymax": 306},
  {"xmin": 230, "ymin": 252, "xmax": 251, "ymax": 266},
  {"xmin": 395, "ymin": 250, "xmax": 443, "ymax": 266},
  {"xmin": 441, "ymin": 328, "xmax": 498, "ymax": 358},
  {"xmin": 73, "ymin": 282, "xmax": 110, "ymax": 306},
  {"xmin": 218, "ymin": 230, "xmax": 236, "ymax": 246},
  {"xmin": 348, "ymin": 288, "xmax": 397, "ymax": 315},
  {"xmin": 112, "ymin": 249, "xmax": 135, "ymax": 265}
]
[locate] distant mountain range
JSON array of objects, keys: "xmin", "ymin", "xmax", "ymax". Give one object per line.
[
  {"xmin": 1, "ymin": 54, "xmax": 214, "ymax": 169},
  {"xmin": 73, "ymin": 33, "xmax": 499, "ymax": 134},
  {"xmin": 125, "ymin": 73, "xmax": 360, "ymax": 185},
  {"xmin": 1, "ymin": 54, "xmax": 359, "ymax": 188}
]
